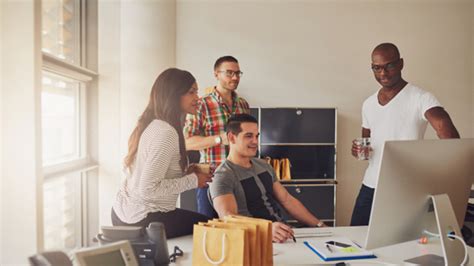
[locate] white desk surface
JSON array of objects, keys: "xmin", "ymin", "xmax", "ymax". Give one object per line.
[{"xmin": 167, "ymin": 226, "xmax": 474, "ymax": 265}]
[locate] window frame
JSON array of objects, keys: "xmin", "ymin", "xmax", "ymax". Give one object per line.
[{"xmin": 40, "ymin": 0, "xmax": 98, "ymax": 251}]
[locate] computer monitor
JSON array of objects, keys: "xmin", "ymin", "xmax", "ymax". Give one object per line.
[
  {"xmin": 73, "ymin": 240, "xmax": 139, "ymax": 266},
  {"xmin": 365, "ymin": 139, "xmax": 474, "ymax": 250}
]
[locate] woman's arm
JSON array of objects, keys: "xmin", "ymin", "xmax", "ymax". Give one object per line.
[{"xmin": 137, "ymin": 126, "xmax": 197, "ymax": 200}]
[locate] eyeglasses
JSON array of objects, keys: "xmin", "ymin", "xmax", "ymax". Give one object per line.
[
  {"xmin": 169, "ymin": 246, "xmax": 183, "ymax": 263},
  {"xmin": 217, "ymin": 70, "xmax": 243, "ymax": 78},
  {"xmin": 371, "ymin": 59, "xmax": 401, "ymax": 73}
]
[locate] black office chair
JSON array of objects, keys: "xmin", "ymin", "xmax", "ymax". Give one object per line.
[
  {"xmin": 206, "ymin": 188, "xmax": 220, "ymax": 218},
  {"xmin": 29, "ymin": 251, "xmax": 72, "ymax": 266},
  {"xmin": 181, "ymin": 151, "xmax": 201, "ymax": 212}
]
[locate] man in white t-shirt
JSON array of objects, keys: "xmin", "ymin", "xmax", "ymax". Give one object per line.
[{"xmin": 350, "ymin": 43, "xmax": 460, "ymax": 226}]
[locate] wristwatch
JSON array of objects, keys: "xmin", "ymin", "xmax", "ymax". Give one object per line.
[
  {"xmin": 214, "ymin": 136, "xmax": 222, "ymax": 145},
  {"xmin": 317, "ymin": 221, "xmax": 324, "ymax": 227}
]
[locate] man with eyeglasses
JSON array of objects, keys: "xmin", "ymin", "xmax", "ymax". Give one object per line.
[
  {"xmin": 184, "ymin": 55, "xmax": 250, "ymax": 218},
  {"xmin": 350, "ymin": 43, "xmax": 460, "ymax": 226}
]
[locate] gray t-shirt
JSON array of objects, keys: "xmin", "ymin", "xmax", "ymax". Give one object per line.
[{"xmin": 209, "ymin": 158, "xmax": 284, "ymax": 222}]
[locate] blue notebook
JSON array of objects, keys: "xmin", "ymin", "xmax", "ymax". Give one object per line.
[{"xmin": 304, "ymin": 237, "xmax": 377, "ymax": 261}]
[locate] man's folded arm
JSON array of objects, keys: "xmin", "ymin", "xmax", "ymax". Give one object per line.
[{"xmin": 213, "ymin": 193, "xmax": 238, "ymax": 218}]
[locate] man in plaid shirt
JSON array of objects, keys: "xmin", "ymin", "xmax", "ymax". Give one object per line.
[{"xmin": 184, "ymin": 56, "xmax": 250, "ymax": 217}]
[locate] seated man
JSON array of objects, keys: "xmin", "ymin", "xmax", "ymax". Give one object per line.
[{"xmin": 209, "ymin": 114, "xmax": 326, "ymax": 243}]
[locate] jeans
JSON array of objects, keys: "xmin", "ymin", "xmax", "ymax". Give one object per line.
[
  {"xmin": 350, "ymin": 184, "xmax": 375, "ymax": 226},
  {"xmin": 196, "ymin": 187, "xmax": 218, "ymax": 218},
  {"xmin": 111, "ymin": 208, "xmax": 210, "ymax": 239}
]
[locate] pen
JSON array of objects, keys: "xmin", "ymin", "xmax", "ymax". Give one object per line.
[
  {"xmin": 325, "ymin": 244, "xmax": 334, "ymax": 253},
  {"xmin": 283, "ymin": 222, "xmax": 296, "ymax": 243},
  {"xmin": 353, "ymin": 240, "xmax": 362, "ymax": 248}
]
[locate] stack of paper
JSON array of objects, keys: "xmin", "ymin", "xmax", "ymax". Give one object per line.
[
  {"xmin": 304, "ymin": 237, "xmax": 376, "ymax": 261},
  {"xmin": 294, "ymin": 228, "xmax": 333, "ymax": 238}
]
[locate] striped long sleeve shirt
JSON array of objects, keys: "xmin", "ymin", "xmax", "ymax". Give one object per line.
[{"xmin": 113, "ymin": 119, "xmax": 198, "ymax": 224}]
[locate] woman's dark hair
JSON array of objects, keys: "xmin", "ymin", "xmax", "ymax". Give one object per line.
[{"xmin": 124, "ymin": 68, "xmax": 196, "ymax": 172}]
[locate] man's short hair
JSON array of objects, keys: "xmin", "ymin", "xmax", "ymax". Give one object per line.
[
  {"xmin": 226, "ymin": 114, "xmax": 258, "ymax": 135},
  {"xmin": 373, "ymin": 43, "xmax": 401, "ymax": 59},
  {"xmin": 214, "ymin": 56, "xmax": 239, "ymax": 70}
]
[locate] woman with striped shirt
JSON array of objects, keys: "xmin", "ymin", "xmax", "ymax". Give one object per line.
[{"xmin": 112, "ymin": 68, "xmax": 212, "ymax": 238}]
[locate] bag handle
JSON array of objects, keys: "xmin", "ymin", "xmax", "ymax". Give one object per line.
[{"xmin": 202, "ymin": 231, "xmax": 226, "ymax": 265}]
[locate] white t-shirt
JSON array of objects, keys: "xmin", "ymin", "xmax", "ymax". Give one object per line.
[{"xmin": 361, "ymin": 83, "xmax": 441, "ymax": 188}]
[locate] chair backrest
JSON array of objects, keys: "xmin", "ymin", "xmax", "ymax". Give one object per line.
[
  {"xmin": 206, "ymin": 188, "xmax": 219, "ymax": 218},
  {"xmin": 29, "ymin": 251, "xmax": 72, "ymax": 266}
]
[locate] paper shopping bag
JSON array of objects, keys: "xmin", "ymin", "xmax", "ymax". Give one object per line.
[
  {"xmin": 224, "ymin": 215, "xmax": 273, "ymax": 265},
  {"xmin": 209, "ymin": 219, "xmax": 258, "ymax": 266},
  {"xmin": 280, "ymin": 158, "xmax": 292, "ymax": 180},
  {"xmin": 271, "ymin": 159, "xmax": 281, "ymax": 180},
  {"xmin": 192, "ymin": 224, "xmax": 246, "ymax": 266},
  {"xmin": 206, "ymin": 220, "xmax": 252, "ymax": 266}
]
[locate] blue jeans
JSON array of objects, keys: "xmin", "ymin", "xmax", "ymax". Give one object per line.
[
  {"xmin": 350, "ymin": 184, "xmax": 375, "ymax": 226},
  {"xmin": 196, "ymin": 187, "xmax": 218, "ymax": 218}
]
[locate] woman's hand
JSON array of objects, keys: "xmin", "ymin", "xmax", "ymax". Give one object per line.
[{"xmin": 196, "ymin": 172, "xmax": 213, "ymax": 188}]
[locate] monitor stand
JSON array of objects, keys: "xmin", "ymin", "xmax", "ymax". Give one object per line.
[{"xmin": 404, "ymin": 194, "xmax": 466, "ymax": 266}]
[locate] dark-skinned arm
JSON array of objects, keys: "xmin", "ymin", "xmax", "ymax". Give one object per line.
[{"xmin": 425, "ymin": 107, "xmax": 460, "ymax": 139}]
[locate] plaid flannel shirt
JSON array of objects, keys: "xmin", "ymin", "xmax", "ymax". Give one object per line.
[{"xmin": 184, "ymin": 87, "xmax": 250, "ymax": 165}]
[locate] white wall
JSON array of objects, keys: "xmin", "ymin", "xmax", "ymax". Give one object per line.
[
  {"xmin": 176, "ymin": 0, "xmax": 474, "ymax": 225},
  {"xmin": 0, "ymin": 1, "xmax": 3, "ymax": 261},
  {"xmin": 1, "ymin": 0, "xmax": 42, "ymax": 264},
  {"xmin": 98, "ymin": 0, "xmax": 177, "ymax": 226},
  {"xmin": 98, "ymin": 0, "xmax": 122, "ymax": 229}
]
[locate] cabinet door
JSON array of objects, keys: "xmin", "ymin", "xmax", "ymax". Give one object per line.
[
  {"xmin": 260, "ymin": 108, "xmax": 335, "ymax": 143},
  {"xmin": 250, "ymin": 107, "xmax": 259, "ymax": 121},
  {"xmin": 280, "ymin": 185, "xmax": 335, "ymax": 221}
]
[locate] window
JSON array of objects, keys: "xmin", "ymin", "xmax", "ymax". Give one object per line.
[
  {"xmin": 43, "ymin": 173, "xmax": 82, "ymax": 250},
  {"xmin": 42, "ymin": 0, "xmax": 81, "ymax": 64},
  {"xmin": 42, "ymin": 73, "xmax": 83, "ymax": 166},
  {"xmin": 40, "ymin": 0, "xmax": 97, "ymax": 251}
]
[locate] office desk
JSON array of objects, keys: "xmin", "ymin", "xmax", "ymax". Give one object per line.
[{"xmin": 167, "ymin": 226, "xmax": 474, "ymax": 265}]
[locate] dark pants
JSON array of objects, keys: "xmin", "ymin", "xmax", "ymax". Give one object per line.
[
  {"xmin": 111, "ymin": 208, "xmax": 210, "ymax": 239},
  {"xmin": 350, "ymin": 184, "xmax": 375, "ymax": 226},
  {"xmin": 196, "ymin": 187, "xmax": 218, "ymax": 218}
]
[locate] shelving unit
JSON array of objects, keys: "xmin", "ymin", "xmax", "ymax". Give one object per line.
[
  {"xmin": 181, "ymin": 107, "xmax": 337, "ymax": 226},
  {"xmin": 256, "ymin": 107, "xmax": 337, "ymax": 226}
]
